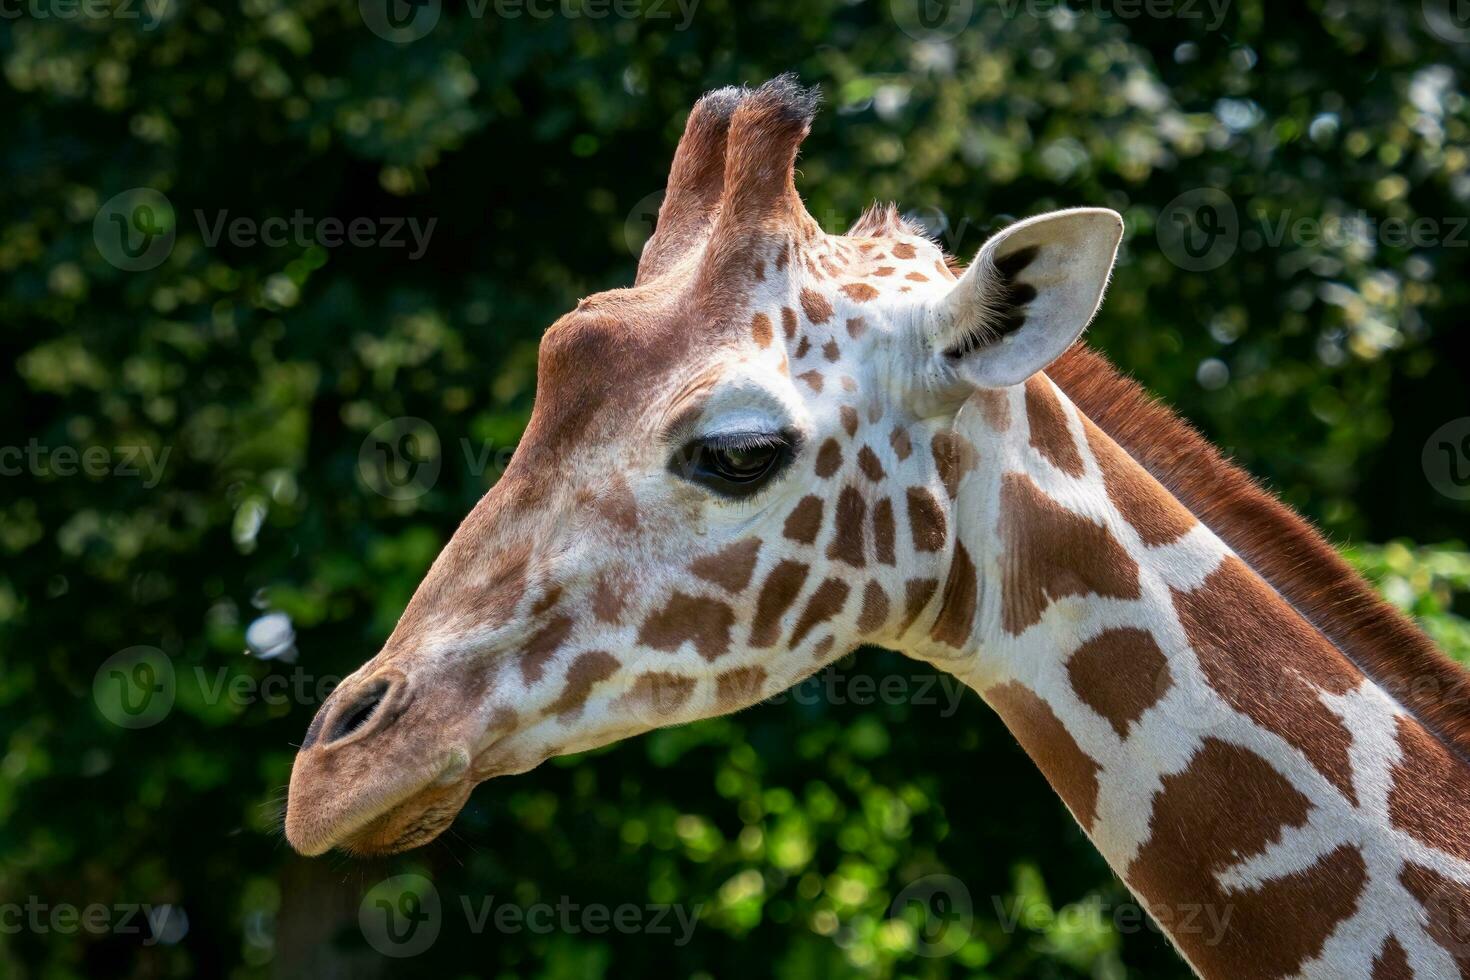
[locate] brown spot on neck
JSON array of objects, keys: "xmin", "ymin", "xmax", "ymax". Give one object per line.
[
  {"xmin": 971, "ymin": 388, "xmax": 1011, "ymax": 432},
  {"xmin": 1083, "ymin": 418, "xmax": 1195, "ymax": 547},
  {"xmin": 800, "ymin": 288, "xmax": 833, "ymax": 324},
  {"xmin": 715, "ymin": 665, "xmax": 767, "ymax": 706},
  {"xmin": 1000, "ymin": 472, "xmax": 1140, "ymax": 634},
  {"xmin": 815, "ymin": 439, "xmax": 843, "ymax": 478},
  {"xmin": 624, "ymin": 671, "xmax": 696, "ymax": 716},
  {"xmin": 905, "ymin": 486, "xmax": 947, "ymax": 553},
  {"xmin": 857, "ymin": 580, "xmax": 890, "ymax": 635},
  {"xmin": 841, "ymin": 282, "xmax": 879, "ymax": 302},
  {"xmin": 929, "ymin": 542, "xmax": 977, "ymax": 648},
  {"xmin": 1066, "ymin": 628, "xmax": 1172, "ymax": 739},
  {"xmin": 1388, "ymin": 714, "xmax": 1470, "ymax": 862},
  {"xmin": 857, "ymin": 446, "xmax": 885, "ymax": 482},
  {"xmin": 1126, "ymin": 738, "xmax": 1366, "ymax": 978},
  {"xmin": 1173, "ymin": 557, "xmax": 1360, "ymax": 804},
  {"xmin": 931, "ymin": 431, "xmax": 977, "ymax": 499},
  {"xmin": 889, "ymin": 426, "xmax": 912, "ymax": 461},
  {"xmin": 751, "ymin": 312, "xmax": 774, "ymax": 347},
  {"xmin": 781, "ymin": 306, "xmax": 798, "ymax": 339},
  {"xmin": 1024, "ymin": 376, "xmax": 1084, "ymax": 477},
  {"xmin": 1371, "ymin": 935, "xmax": 1411, "ymax": 980}
]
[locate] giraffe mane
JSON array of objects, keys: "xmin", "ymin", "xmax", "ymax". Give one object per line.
[{"xmin": 1049, "ymin": 344, "xmax": 1470, "ymax": 761}]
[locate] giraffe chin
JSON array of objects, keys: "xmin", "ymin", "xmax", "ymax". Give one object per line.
[{"xmin": 335, "ymin": 778, "xmax": 476, "ymax": 856}]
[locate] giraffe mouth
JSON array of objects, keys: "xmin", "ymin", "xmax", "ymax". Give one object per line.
[{"xmin": 286, "ymin": 747, "xmax": 472, "ymax": 857}]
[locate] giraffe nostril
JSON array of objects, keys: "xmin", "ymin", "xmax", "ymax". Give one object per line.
[{"xmin": 321, "ymin": 678, "xmax": 393, "ymax": 747}]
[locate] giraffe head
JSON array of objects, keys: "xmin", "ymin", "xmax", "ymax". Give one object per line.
[{"xmin": 284, "ymin": 76, "xmax": 1123, "ymax": 856}]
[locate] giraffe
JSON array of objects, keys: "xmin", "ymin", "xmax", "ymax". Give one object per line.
[{"xmin": 285, "ymin": 77, "xmax": 1470, "ymax": 978}]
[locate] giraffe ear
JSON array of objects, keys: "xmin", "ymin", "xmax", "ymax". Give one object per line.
[{"xmin": 928, "ymin": 208, "xmax": 1123, "ymax": 389}]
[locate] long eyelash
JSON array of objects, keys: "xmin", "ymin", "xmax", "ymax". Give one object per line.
[{"xmin": 700, "ymin": 431, "xmax": 788, "ymax": 452}]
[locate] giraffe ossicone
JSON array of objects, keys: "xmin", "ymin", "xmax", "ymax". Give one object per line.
[{"xmin": 286, "ymin": 75, "xmax": 1470, "ymax": 980}]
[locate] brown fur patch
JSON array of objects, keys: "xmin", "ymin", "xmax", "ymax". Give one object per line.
[
  {"xmin": 520, "ymin": 614, "xmax": 574, "ymax": 684},
  {"xmin": 789, "ymin": 578, "xmax": 851, "ymax": 648},
  {"xmin": 546, "ymin": 651, "xmax": 619, "ymax": 719},
  {"xmin": 822, "ymin": 339, "xmax": 840, "ymax": 362},
  {"xmin": 857, "ymin": 446, "xmax": 885, "ymax": 482},
  {"xmin": 905, "ymin": 486, "xmax": 947, "ymax": 553},
  {"xmin": 987, "ymin": 681, "xmax": 1100, "ymax": 830},
  {"xmin": 931, "ymin": 431, "xmax": 976, "ymax": 499},
  {"xmin": 781, "ymin": 306, "xmax": 798, "ymax": 340},
  {"xmin": 1399, "ymin": 863, "xmax": 1470, "ymax": 975},
  {"xmin": 1025, "ymin": 376, "xmax": 1084, "ymax": 477},
  {"xmin": 1126, "ymin": 737, "xmax": 1366, "ymax": 978},
  {"xmin": 592, "ymin": 574, "xmax": 626, "ymax": 624},
  {"xmin": 891, "ymin": 242, "xmax": 917, "ymax": 259},
  {"xmin": 899, "ymin": 578, "xmax": 939, "ymax": 636},
  {"xmin": 1371, "ymin": 936, "xmax": 1412, "ymax": 980},
  {"xmin": 716, "ymin": 665, "xmax": 767, "ymax": 705},
  {"xmin": 797, "ymin": 370, "xmax": 824, "ymax": 392},
  {"xmin": 1388, "ymin": 714, "xmax": 1470, "ymax": 862},
  {"xmin": 750, "ymin": 560, "xmax": 810, "ymax": 647},
  {"xmin": 593, "ymin": 474, "xmax": 639, "ymax": 532},
  {"xmin": 801, "ymin": 288, "xmax": 833, "ymax": 324},
  {"xmin": 637, "ymin": 593, "xmax": 735, "ymax": 662},
  {"xmin": 858, "ymin": 580, "xmax": 890, "ymax": 635},
  {"xmin": 1173, "ymin": 557, "xmax": 1360, "ymax": 804},
  {"xmin": 1066, "ymin": 628, "xmax": 1172, "ymax": 739},
  {"xmin": 872, "ymin": 497, "xmax": 896, "ymax": 565},
  {"xmin": 625, "ymin": 671, "xmax": 696, "ymax": 716},
  {"xmin": 930, "ymin": 542, "xmax": 978, "ymax": 648},
  {"xmin": 690, "ymin": 538, "xmax": 762, "ymax": 594},
  {"xmin": 815, "ymin": 439, "xmax": 843, "ymax": 478},
  {"xmin": 1084, "ymin": 418, "xmax": 1195, "ymax": 547},
  {"xmin": 783, "ymin": 495, "xmax": 824, "ymax": 545},
  {"xmin": 1000, "ymin": 472, "xmax": 1140, "ymax": 635},
  {"xmin": 905, "ymin": 270, "xmax": 929, "ymax": 282},
  {"xmin": 751, "ymin": 312, "xmax": 774, "ymax": 347},
  {"xmin": 827, "ymin": 486, "xmax": 867, "ymax": 567},
  {"xmin": 841, "ymin": 282, "xmax": 879, "ymax": 302},
  {"xmin": 889, "ymin": 426, "xmax": 912, "ymax": 461},
  {"xmin": 846, "ymin": 317, "xmax": 867, "ymax": 339},
  {"xmin": 971, "ymin": 388, "xmax": 1011, "ymax": 432},
  {"xmin": 841, "ymin": 406, "xmax": 859, "ymax": 437}
]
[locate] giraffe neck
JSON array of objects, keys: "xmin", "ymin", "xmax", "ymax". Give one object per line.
[{"xmin": 903, "ymin": 375, "xmax": 1470, "ymax": 979}]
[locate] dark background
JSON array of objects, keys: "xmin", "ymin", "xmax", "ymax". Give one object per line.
[{"xmin": 2, "ymin": 0, "xmax": 1469, "ymax": 976}]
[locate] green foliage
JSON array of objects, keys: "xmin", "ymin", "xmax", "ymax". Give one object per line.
[{"xmin": 1, "ymin": 1, "xmax": 1467, "ymax": 977}]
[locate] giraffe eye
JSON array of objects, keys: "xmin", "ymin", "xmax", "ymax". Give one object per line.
[{"xmin": 673, "ymin": 432, "xmax": 794, "ymax": 499}]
